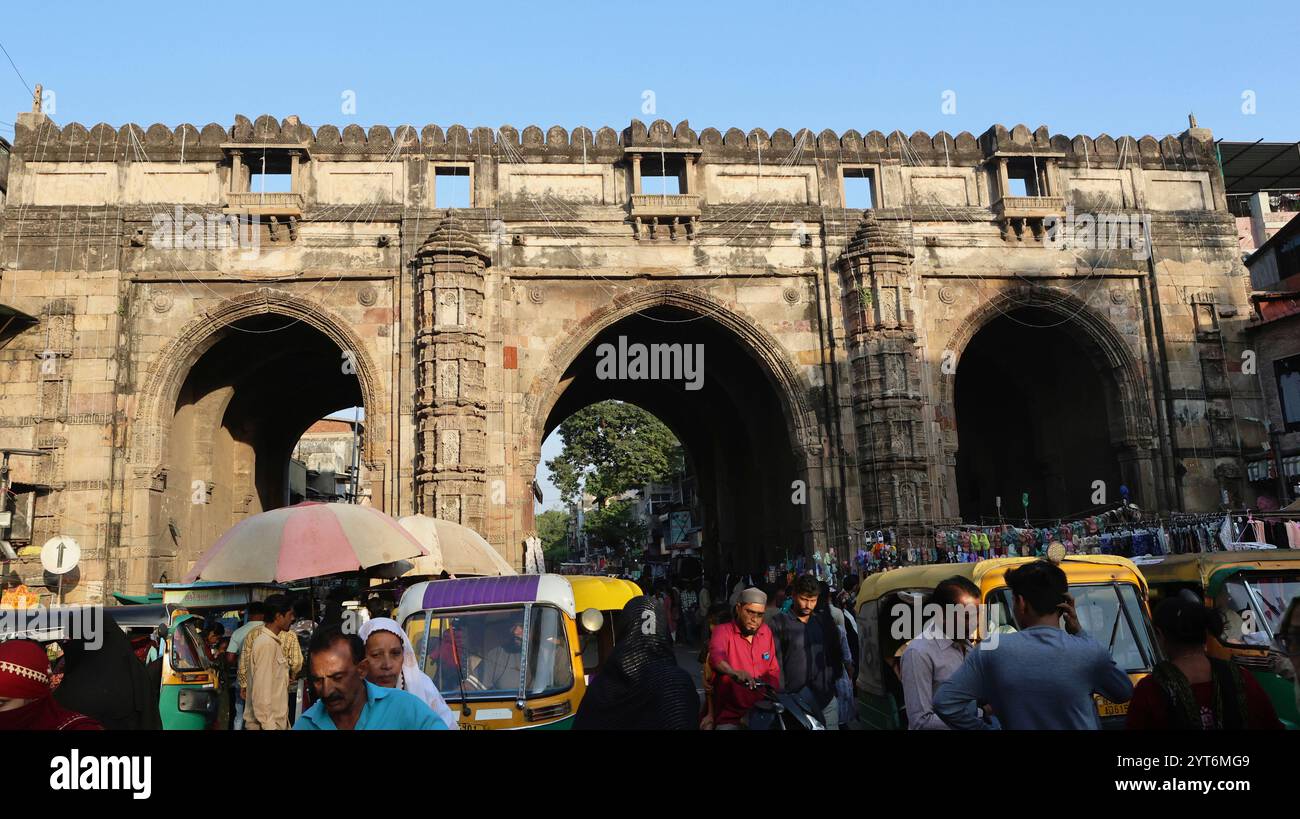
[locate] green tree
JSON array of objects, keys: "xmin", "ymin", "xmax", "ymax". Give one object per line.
[
  {"xmin": 536, "ymin": 508, "xmax": 571, "ymax": 562},
  {"xmin": 546, "ymin": 401, "xmax": 681, "ymax": 508},
  {"xmin": 583, "ymin": 498, "xmax": 646, "ymax": 551}
]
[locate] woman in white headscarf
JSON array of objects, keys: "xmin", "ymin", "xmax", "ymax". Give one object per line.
[{"xmin": 358, "ymin": 617, "xmax": 459, "ymax": 730}]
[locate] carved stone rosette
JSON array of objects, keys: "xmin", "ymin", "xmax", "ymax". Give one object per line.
[
  {"xmin": 838, "ymin": 213, "xmax": 932, "ymax": 531},
  {"xmin": 412, "ymin": 214, "xmax": 489, "ymax": 531}
]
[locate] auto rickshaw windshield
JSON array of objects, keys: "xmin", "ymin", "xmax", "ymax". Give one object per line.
[
  {"xmin": 169, "ymin": 618, "xmax": 210, "ymax": 672},
  {"xmin": 416, "ymin": 605, "xmax": 574, "ymax": 701},
  {"xmin": 985, "ymin": 582, "xmax": 1156, "ymax": 673},
  {"xmin": 1217, "ymin": 573, "xmax": 1300, "ymax": 647}
]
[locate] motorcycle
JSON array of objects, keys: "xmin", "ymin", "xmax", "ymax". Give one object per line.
[{"xmin": 742, "ymin": 679, "xmax": 826, "ymax": 731}]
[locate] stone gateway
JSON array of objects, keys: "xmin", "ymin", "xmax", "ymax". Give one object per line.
[{"xmin": 0, "ymin": 110, "xmax": 1259, "ymax": 599}]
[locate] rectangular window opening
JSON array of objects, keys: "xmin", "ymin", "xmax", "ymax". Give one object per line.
[
  {"xmin": 1005, "ymin": 158, "xmax": 1044, "ymax": 198},
  {"xmin": 641, "ymin": 174, "xmax": 681, "ymax": 195},
  {"xmin": 843, "ymin": 168, "xmax": 875, "ymax": 209},
  {"xmin": 637, "ymin": 153, "xmax": 686, "ymax": 195},
  {"xmin": 435, "ymin": 166, "xmax": 471, "ymax": 208},
  {"xmin": 250, "ymin": 172, "xmax": 293, "ymax": 194}
]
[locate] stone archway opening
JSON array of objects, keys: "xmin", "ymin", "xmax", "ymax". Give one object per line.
[
  {"xmin": 954, "ymin": 305, "xmax": 1123, "ymax": 523},
  {"xmin": 535, "ymin": 305, "xmax": 804, "ymax": 578},
  {"xmin": 535, "ymin": 400, "xmax": 694, "ymax": 569},
  {"xmin": 163, "ymin": 313, "xmax": 363, "ymax": 563},
  {"xmin": 288, "ymin": 408, "xmax": 364, "ymax": 505}
]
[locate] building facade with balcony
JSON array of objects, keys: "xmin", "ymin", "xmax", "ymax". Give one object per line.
[{"xmin": 0, "ymin": 105, "xmax": 1263, "ymax": 600}]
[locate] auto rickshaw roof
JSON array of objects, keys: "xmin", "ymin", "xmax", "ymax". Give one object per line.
[
  {"xmin": 154, "ymin": 581, "xmax": 284, "ymax": 589},
  {"xmin": 565, "ymin": 575, "xmax": 642, "ymax": 613},
  {"xmin": 1135, "ymin": 548, "xmax": 1300, "ymax": 589},
  {"xmin": 396, "ymin": 574, "xmax": 576, "ymax": 625},
  {"xmin": 0, "ymin": 605, "xmax": 166, "ymax": 642},
  {"xmin": 112, "ymin": 592, "xmax": 163, "ymax": 605},
  {"xmin": 107, "ymin": 604, "xmax": 170, "ymax": 629},
  {"xmin": 856, "ymin": 554, "xmax": 1146, "ymax": 609}
]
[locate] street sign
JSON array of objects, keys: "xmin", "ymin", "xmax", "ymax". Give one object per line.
[{"xmin": 40, "ymin": 536, "xmax": 80, "ymax": 575}]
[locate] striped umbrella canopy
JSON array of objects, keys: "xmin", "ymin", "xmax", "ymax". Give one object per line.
[
  {"xmin": 372, "ymin": 515, "xmax": 516, "ymax": 578},
  {"xmin": 184, "ymin": 502, "xmax": 428, "ymax": 583}
]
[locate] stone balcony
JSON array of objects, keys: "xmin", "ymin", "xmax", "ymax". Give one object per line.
[
  {"xmin": 631, "ymin": 193, "xmax": 702, "ymax": 216},
  {"xmin": 993, "ymin": 194, "xmax": 1066, "ymax": 220},
  {"xmin": 630, "ymin": 193, "xmax": 702, "ymax": 240},
  {"xmin": 224, "ymin": 191, "xmax": 304, "ymax": 217},
  {"xmin": 993, "ymin": 194, "xmax": 1065, "ymax": 241}
]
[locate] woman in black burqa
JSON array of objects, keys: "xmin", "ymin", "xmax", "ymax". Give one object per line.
[
  {"xmin": 54, "ymin": 610, "xmax": 162, "ymax": 730},
  {"xmin": 573, "ymin": 595, "xmax": 700, "ymax": 730}
]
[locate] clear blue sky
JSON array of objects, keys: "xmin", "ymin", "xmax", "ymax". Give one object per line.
[
  {"xmin": 1, "ymin": 1, "xmax": 1294, "ymax": 510},
  {"xmin": 0, "ymin": 1, "xmax": 1296, "ymax": 143}
]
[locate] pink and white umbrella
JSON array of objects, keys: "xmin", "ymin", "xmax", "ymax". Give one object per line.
[{"xmin": 184, "ymin": 502, "xmax": 428, "ymax": 583}]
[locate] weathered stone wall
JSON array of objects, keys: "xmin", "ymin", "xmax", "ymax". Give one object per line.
[{"xmin": 0, "ymin": 112, "xmax": 1259, "ymax": 601}]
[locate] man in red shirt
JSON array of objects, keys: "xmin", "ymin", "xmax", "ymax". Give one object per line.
[{"xmin": 708, "ymin": 587, "xmax": 780, "ymax": 729}]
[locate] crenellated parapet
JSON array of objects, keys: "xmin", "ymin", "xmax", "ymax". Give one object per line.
[{"xmin": 10, "ymin": 112, "xmax": 1218, "ymax": 170}]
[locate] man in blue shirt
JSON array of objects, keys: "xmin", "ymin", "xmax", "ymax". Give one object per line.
[
  {"xmin": 934, "ymin": 559, "xmax": 1133, "ymax": 730},
  {"xmin": 296, "ymin": 625, "xmax": 446, "ymax": 730}
]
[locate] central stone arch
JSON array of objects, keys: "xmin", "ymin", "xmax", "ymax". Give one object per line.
[
  {"xmin": 524, "ymin": 287, "xmax": 817, "ymax": 449},
  {"xmin": 519, "ymin": 286, "xmax": 829, "ymax": 575}
]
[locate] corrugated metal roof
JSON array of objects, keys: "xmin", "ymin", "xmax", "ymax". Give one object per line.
[{"xmin": 1219, "ymin": 140, "xmax": 1300, "ymax": 194}]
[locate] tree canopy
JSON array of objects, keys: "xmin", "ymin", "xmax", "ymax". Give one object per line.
[
  {"xmin": 545, "ymin": 401, "xmax": 682, "ymax": 508},
  {"xmin": 582, "ymin": 498, "xmax": 645, "ymax": 551},
  {"xmin": 536, "ymin": 508, "xmax": 570, "ymax": 563}
]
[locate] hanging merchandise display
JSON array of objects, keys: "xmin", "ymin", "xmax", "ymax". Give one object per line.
[{"xmin": 850, "ymin": 504, "xmax": 1298, "ymax": 577}]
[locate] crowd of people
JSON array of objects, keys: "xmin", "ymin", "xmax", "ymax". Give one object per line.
[
  {"xmin": 577, "ymin": 558, "xmax": 1300, "ymax": 731},
  {"xmin": 910, "ymin": 561, "xmax": 1290, "ymax": 730},
  {"xmin": 4, "ymin": 559, "xmax": 1299, "ymax": 731},
  {"xmin": 212, "ymin": 593, "xmax": 455, "ymax": 731}
]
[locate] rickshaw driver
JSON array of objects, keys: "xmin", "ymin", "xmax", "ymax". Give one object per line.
[
  {"xmin": 1281, "ymin": 598, "xmax": 1300, "ymax": 711},
  {"xmin": 480, "ymin": 619, "xmax": 525, "ymax": 690},
  {"xmin": 432, "ymin": 619, "xmax": 484, "ymax": 690},
  {"xmin": 1215, "ymin": 583, "xmax": 1269, "ymax": 646}
]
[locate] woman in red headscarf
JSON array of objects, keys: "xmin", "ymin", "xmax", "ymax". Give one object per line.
[{"xmin": 0, "ymin": 639, "xmax": 102, "ymax": 731}]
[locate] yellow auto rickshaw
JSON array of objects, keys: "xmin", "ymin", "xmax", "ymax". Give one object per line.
[
  {"xmin": 395, "ymin": 574, "xmax": 595, "ymax": 729},
  {"xmin": 854, "ymin": 553, "xmax": 1157, "ymax": 729},
  {"xmin": 1137, "ymin": 549, "xmax": 1300, "ymax": 729},
  {"xmin": 564, "ymin": 575, "xmax": 642, "ymax": 684}
]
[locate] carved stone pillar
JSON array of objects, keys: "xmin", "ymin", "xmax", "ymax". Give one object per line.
[
  {"xmin": 412, "ymin": 214, "xmax": 489, "ymax": 532},
  {"xmin": 838, "ymin": 213, "xmax": 932, "ymax": 532},
  {"xmin": 229, "ymin": 150, "xmax": 243, "ymax": 193}
]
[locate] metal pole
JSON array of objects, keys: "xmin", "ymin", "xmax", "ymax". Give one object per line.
[
  {"xmin": 0, "ymin": 451, "xmax": 10, "ymax": 518},
  {"xmin": 0, "ymin": 449, "xmax": 44, "ymax": 560},
  {"xmin": 351, "ymin": 407, "xmax": 361, "ymax": 503},
  {"xmin": 1271, "ymin": 425, "xmax": 1289, "ymax": 505},
  {"xmin": 0, "ymin": 452, "xmax": 12, "ymax": 559}
]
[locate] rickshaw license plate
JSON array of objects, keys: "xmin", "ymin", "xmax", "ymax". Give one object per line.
[
  {"xmin": 457, "ymin": 721, "xmax": 489, "ymax": 730},
  {"xmin": 1095, "ymin": 697, "xmax": 1128, "ymax": 717}
]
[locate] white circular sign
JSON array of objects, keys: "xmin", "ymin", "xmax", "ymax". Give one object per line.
[{"xmin": 41, "ymin": 536, "xmax": 80, "ymax": 575}]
